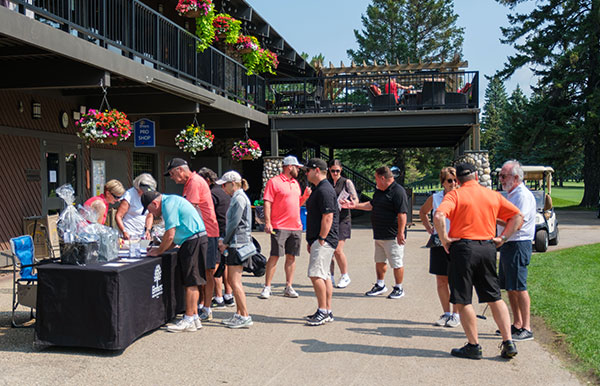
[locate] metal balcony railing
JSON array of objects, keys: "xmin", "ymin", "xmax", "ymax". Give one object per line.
[
  {"xmin": 7, "ymin": 0, "xmax": 266, "ymax": 111},
  {"xmin": 267, "ymin": 71, "xmax": 478, "ymax": 114}
]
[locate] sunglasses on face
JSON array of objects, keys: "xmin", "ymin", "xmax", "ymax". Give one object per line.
[
  {"xmin": 330, "ymin": 169, "xmax": 341, "ymax": 174},
  {"xmin": 110, "ymin": 192, "xmax": 122, "ymax": 200},
  {"xmin": 446, "ymin": 179, "xmax": 457, "ymax": 184},
  {"xmin": 499, "ymin": 174, "xmax": 512, "ymax": 179}
]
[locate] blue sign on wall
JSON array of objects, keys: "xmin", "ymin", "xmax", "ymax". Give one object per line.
[{"xmin": 133, "ymin": 119, "xmax": 155, "ymax": 148}]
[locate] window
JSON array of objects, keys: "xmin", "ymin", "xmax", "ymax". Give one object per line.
[{"xmin": 133, "ymin": 152, "xmax": 156, "ymax": 179}]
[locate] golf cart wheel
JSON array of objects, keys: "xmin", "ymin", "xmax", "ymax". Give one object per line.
[
  {"xmin": 549, "ymin": 227, "xmax": 559, "ymax": 246},
  {"xmin": 535, "ymin": 229, "xmax": 549, "ymax": 252}
]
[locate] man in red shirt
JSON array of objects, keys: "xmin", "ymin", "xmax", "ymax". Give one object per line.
[
  {"xmin": 166, "ymin": 158, "xmax": 220, "ymax": 322},
  {"xmin": 259, "ymin": 156, "xmax": 311, "ymax": 299},
  {"xmin": 434, "ymin": 162, "xmax": 523, "ymax": 360}
]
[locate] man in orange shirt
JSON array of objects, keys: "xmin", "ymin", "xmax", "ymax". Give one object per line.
[
  {"xmin": 434, "ymin": 162, "xmax": 523, "ymax": 360},
  {"xmin": 259, "ymin": 156, "xmax": 311, "ymax": 299},
  {"xmin": 166, "ymin": 158, "xmax": 220, "ymax": 322}
]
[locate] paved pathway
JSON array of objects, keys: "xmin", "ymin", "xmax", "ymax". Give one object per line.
[{"xmin": 1, "ymin": 211, "xmax": 597, "ymax": 385}]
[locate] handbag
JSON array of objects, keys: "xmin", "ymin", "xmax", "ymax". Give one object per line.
[{"xmin": 425, "ymin": 234, "xmax": 442, "ymax": 248}]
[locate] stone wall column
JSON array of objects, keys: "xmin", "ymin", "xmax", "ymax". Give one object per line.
[
  {"xmin": 455, "ymin": 150, "xmax": 491, "ymax": 189},
  {"xmin": 261, "ymin": 156, "xmax": 283, "ymax": 196}
]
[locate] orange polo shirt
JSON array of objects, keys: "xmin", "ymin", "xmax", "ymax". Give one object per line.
[
  {"xmin": 263, "ymin": 173, "xmax": 309, "ymax": 230},
  {"xmin": 183, "ymin": 172, "xmax": 219, "ymax": 237},
  {"xmin": 436, "ymin": 180, "xmax": 520, "ymax": 240}
]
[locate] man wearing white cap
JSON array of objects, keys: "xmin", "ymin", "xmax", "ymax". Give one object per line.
[{"xmin": 259, "ymin": 155, "xmax": 311, "ymax": 299}]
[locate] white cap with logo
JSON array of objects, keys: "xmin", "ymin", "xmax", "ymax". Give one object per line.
[
  {"xmin": 215, "ymin": 170, "xmax": 242, "ymax": 185},
  {"xmin": 282, "ymin": 155, "xmax": 303, "ymax": 167}
]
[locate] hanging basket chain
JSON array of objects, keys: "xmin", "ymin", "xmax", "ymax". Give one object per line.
[
  {"xmin": 99, "ymin": 85, "xmax": 111, "ymax": 111},
  {"xmin": 192, "ymin": 114, "xmax": 200, "ymax": 128}
]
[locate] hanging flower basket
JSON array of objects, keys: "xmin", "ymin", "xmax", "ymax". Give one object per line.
[
  {"xmin": 175, "ymin": 123, "xmax": 214, "ymax": 155},
  {"xmin": 76, "ymin": 108, "xmax": 131, "ymax": 145},
  {"xmin": 231, "ymin": 139, "xmax": 262, "ymax": 161},
  {"xmin": 176, "ymin": 0, "xmax": 213, "ymax": 17},
  {"xmin": 212, "ymin": 13, "xmax": 241, "ymax": 44}
]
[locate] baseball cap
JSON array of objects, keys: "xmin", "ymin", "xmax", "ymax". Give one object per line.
[
  {"xmin": 215, "ymin": 170, "xmax": 242, "ymax": 185},
  {"xmin": 141, "ymin": 191, "xmax": 161, "ymax": 214},
  {"xmin": 282, "ymin": 155, "xmax": 303, "ymax": 167},
  {"xmin": 305, "ymin": 158, "xmax": 327, "ymax": 171},
  {"xmin": 164, "ymin": 158, "xmax": 188, "ymax": 176},
  {"xmin": 455, "ymin": 162, "xmax": 477, "ymax": 177}
]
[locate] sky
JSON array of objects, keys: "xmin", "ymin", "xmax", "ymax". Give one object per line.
[{"xmin": 247, "ymin": 0, "xmax": 538, "ymax": 108}]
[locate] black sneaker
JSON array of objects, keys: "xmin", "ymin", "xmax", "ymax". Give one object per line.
[
  {"xmin": 325, "ymin": 312, "xmax": 334, "ymax": 323},
  {"xmin": 496, "ymin": 324, "xmax": 520, "ymax": 336},
  {"xmin": 500, "ymin": 340, "xmax": 518, "ymax": 358},
  {"xmin": 305, "ymin": 310, "xmax": 320, "ymax": 320},
  {"xmin": 211, "ymin": 298, "xmax": 226, "ymax": 309},
  {"xmin": 365, "ymin": 283, "xmax": 387, "ymax": 296},
  {"xmin": 387, "ymin": 286, "xmax": 405, "ymax": 299},
  {"xmin": 513, "ymin": 329, "xmax": 534, "ymax": 341},
  {"xmin": 306, "ymin": 310, "xmax": 328, "ymax": 326},
  {"xmin": 450, "ymin": 343, "xmax": 482, "ymax": 360},
  {"xmin": 224, "ymin": 297, "xmax": 235, "ymax": 307}
]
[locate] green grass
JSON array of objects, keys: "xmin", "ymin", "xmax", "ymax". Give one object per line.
[
  {"xmin": 550, "ymin": 181, "xmax": 584, "ymax": 208},
  {"xmin": 528, "ymin": 243, "xmax": 600, "ymax": 377}
]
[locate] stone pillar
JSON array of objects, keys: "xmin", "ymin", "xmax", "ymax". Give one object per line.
[
  {"xmin": 455, "ymin": 150, "xmax": 491, "ymax": 189},
  {"xmin": 261, "ymin": 156, "xmax": 283, "ymax": 195}
]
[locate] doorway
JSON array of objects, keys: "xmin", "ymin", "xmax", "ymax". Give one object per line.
[{"xmin": 42, "ymin": 141, "xmax": 83, "ymax": 214}]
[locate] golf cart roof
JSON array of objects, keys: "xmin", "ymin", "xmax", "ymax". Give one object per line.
[{"xmin": 494, "ymin": 166, "xmax": 554, "ymax": 180}]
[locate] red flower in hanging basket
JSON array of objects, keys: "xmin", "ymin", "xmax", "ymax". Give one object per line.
[
  {"xmin": 231, "ymin": 139, "xmax": 262, "ymax": 161},
  {"xmin": 176, "ymin": 0, "xmax": 213, "ymax": 17},
  {"xmin": 76, "ymin": 109, "xmax": 131, "ymax": 145}
]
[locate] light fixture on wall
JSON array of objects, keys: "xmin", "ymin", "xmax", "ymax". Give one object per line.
[
  {"xmin": 32, "ymin": 102, "xmax": 41, "ymax": 119},
  {"xmin": 158, "ymin": 3, "xmax": 163, "ymax": 13},
  {"xmin": 18, "ymin": 101, "xmax": 24, "ymax": 113}
]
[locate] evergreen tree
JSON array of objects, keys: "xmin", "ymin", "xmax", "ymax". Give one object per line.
[
  {"xmin": 496, "ymin": 0, "xmax": 600, "ymax": 207},
  {"xmin": 481, "ymin": 76, "xmax": 509, "ymax": 169}
]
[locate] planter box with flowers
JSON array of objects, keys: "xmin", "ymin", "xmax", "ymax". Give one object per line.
[
  {"xmin": 175, "ymin": 123, "xmax": 215, "ymax": 155},
  {"xmin": 231, "ymin": 139, "xmax": 262, "ymax": 161},
  {"xmin": 76, "ymin": 109, "xmax": 131, "ymax": 145}
]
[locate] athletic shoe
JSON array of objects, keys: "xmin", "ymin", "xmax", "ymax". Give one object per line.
[
  {"xmin": 513, "ymin": 329, "xmax": 534, "ymax": 341},
  {"xmin": 283, "ymin": 286, "xmax": 299, "ymax": 298},
  {"xmin": 221, "ymin": 314, "xmax": 240, "ymax": 326},
  {"xmin": 445, "ymin": 314, "xmax": 461, "ymax": 328},
  {"xmin": 326, "ymin": 312, "xmax": 334, "ymax": 323},
  {"xmin": 305, "ymin": 310, "xmax": 320, "ymax": 320},
  {"xmin": 211, "ymin": 298, "xmax": 226, "ymax": 309},
  {"xmin": 306, "ymin": 310, "xmax": 328, "ymax": 326},
  {"xmin": 194, "ymin": 318, "xmax": 203, "ymax": 329},
  {"xmin": 224, "ymin": 297, "xmax": 235, "ymax": 307},
  {"xmin": 450, "ymin": 343, "xmax": 482, "ymax": 360},
  {"xmin": 500, "ymin": 340, "xmax": 518, "ymax": 358},
  {"xmin": 496, "ymin": 324, "xmax": 520, "ymax": 336},
  {"xmin": 337, "ymin": 275, "xmax": 351, "ymax": 288},
  {"xmin": 365, "ymin": 283, "xmax": 387, "ymax": 296},
  {"xmin": 259, "ymin": 287, "xmax": 271, "ymax": 299},
  {"xmin": 198, "ymin": 308, "xmax": 213, "ymax": 321},
  {"xmin": 435, "ymin": 314, "xmax": 450, "ymax": 326},
  {"xmin": 387, "ymin": 286, "xmax": 405, "ymax": 299},
  {"xmin": 227, "ymin": 315, "xmax": 253, "ymax": 329},
  {"xmin": 167, "ymin": 317, "xmax": 197, "ymax": 333}
]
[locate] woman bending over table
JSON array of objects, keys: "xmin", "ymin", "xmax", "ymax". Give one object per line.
[
  {"xmin": 84, "ymin": 179, "xmax": 125, "ymax": 225},
  {"xmin": 115, "ymin": 173, "xmax": 157, "ymax": 240}
]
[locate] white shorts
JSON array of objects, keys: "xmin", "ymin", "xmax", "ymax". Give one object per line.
[
  {"xmin": 307, "ymin": 240, "xmax": 335, "ymax": 280},
  {"xmin": 374, "ymin": 239, "xmax": 404, "ymax": 268}
]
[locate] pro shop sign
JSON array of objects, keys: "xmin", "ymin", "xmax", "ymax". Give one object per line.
[{"xmin": 133, "ymin": 119, "xmax": 156, "ymax": 147}]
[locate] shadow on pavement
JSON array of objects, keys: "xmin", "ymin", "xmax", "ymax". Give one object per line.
[{"xmin": 292, "ymin": 338, "xmax": 448, "ymax": 358}]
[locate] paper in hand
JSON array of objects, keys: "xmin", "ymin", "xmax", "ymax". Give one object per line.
[{"xmin": 337, "ymin": 189, "xmax": 350, "ymax": 210}]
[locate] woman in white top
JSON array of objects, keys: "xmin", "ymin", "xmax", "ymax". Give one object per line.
[
  {"xmin": 115, "ymin": 173, "xmax": 156, "ymax": 240},
  {"xmin": 419, "ymin": 167, "xmax": 460, "ymax": 328}
]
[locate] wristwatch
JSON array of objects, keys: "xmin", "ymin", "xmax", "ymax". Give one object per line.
[
  {"xmin": 318, "ymin": 236, "xmax": 325, "ymax": 241},
  {"xmin": 500, "ymin": 235, "xmax": 507, "ymax": 242}
]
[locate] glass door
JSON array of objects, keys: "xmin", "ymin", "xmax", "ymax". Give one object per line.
[{"xmin": 43, "ymin": 141, "xmax": 82, "ymax": 214}]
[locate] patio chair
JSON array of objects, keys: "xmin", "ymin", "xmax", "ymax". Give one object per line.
[{"xmin": 9, "ymin": 235, "xmax": 38, "ymax": 328}]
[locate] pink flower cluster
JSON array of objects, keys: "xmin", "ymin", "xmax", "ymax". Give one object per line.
[
  {"xmin": 176, "ymin": 0, "xmax": 213, "ymax": 16},
  {"xmin": 231, "ymin": 139, "xmax": 262, "ymax": 161}
]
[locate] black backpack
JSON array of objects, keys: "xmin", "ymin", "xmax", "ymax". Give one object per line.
[{"xmin": 242, "ymin": 237, "xmax": 267, "ymax": 277}]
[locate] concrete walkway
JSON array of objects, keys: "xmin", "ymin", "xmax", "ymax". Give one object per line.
[{"xmin": 2, "ymin": 211, "xmax": 597, "ymax": 385}]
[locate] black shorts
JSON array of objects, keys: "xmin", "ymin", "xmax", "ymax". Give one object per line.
[
  {"xmin": 429, "ymin": 246, "xmax": 450, "ymax": 276},
  {"xmin": 205, "ymin": 237, "xmax": 219, "ymax": 269},
  {"xmin": 224, "ymin": 248, "xmax": 248, "ymax": 267},
  {"xmin": 270, "ymin": 230, "xmax": 302, "ymax": 257},
  {"xmin": 178, "ymin": 234, "xmax": 207, "ymax": 287},
  {"xmin": 448, "ymin": 239, "xmax": 501, "ymax": 305},
  {"xmin": 338, "ymin": 218, "xmax": 352, "ymax": 241}
]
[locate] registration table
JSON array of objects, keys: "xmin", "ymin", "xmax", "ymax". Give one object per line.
[{"xmin": 34, "ymin": 250, "xmax": 183, "ymax": 350}]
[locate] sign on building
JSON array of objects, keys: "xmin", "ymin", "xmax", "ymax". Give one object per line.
[{"xmin": 134, "ymin": 119, "xmax": 156, "ymax": 147}]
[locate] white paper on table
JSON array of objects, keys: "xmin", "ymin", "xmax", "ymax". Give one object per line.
[
  {"xmin": 120, "ymin": 258, "xmax": 142, "ymax": 263},
  {"xmin": 337, "ymin": 189, "xmax": 350, "ymax": 210},
  {"xmin": 104, "ymin": 262, "xmax": 127, "ymax": 267}
]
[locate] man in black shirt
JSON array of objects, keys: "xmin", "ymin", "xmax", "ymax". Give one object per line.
[
  {"xmin": 304, "ymin": 158, "xmax": 339, "ymax": 326},
  {"xmin": 344, "ymin": 166, "xmax": 408, "ymax": 299}
]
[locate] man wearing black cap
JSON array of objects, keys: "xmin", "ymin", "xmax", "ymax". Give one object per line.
[
  {"xmin": 143, "ymin": 191, "xmax": 208, "ymax": 333},
  {"xmin": 304, "ymin": 158, "xmax": 339, "ymax": 326},
  {"xmin": 434, "ymin": 162, "xmax": 524, "ymax": 360}
]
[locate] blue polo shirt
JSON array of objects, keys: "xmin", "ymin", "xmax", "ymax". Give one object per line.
[{"xmin": 161, "ymin": 194, "xmax": 205, "ymax": 245}]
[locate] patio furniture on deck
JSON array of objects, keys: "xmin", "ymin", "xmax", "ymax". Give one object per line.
[{"xmin": 421, "ymin": 81, "xmax": 445, "ymax": 107}]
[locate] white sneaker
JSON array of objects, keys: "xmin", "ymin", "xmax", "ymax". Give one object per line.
[
  {"xmin": 435, "ymin": 314, "xmax": 450, "ymax": 326},
  {"xmin": 283, "ymin": 286, "xmax": 299, "ymax": 298},
  {"xmin": 445, "ymin": 314, "xmax": 461, "ymax": 328},
  {"xmin": 227, "ymin": 315, "xmax": 253, "ymax": 329},
  {"xmin": 167, "ymin": 317, "xmax": 197, "ymax": 332},
  {"xmin": 194, "ymin": 318, "xmax": 203, "ymax": 329},
  {"xmin": 337, "ymin": 275, "xmax": 351, "ymax": 288},
  {"xmin": 221, "ymin": 314, "xmax": 240, "ymax": 326},
  {"xmin": 259, "ymin": 287, "xmax": 271, "ymax": 299}
]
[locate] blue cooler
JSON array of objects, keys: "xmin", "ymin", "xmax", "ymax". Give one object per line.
[{"xmin": 300, "ymin": 206, "xmax": 307, "ymax": 231}]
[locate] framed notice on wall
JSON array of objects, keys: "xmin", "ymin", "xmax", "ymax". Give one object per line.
[{"xmin": 92, "ymin": 160, "xmax": 106, "ymax": 196}]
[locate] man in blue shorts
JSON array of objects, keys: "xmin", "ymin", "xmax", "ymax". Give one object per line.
[
  {"xmin": 144, "ymin": 191, "xmax": 208, "ymax": 332},
  {"xmin": 498, "ymin": 160, "xmax": 537, "ymax": 341}
]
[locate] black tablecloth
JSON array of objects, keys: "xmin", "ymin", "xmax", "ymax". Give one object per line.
[{"xmin": 34, "ymin": 251, "xmax": 183, "ymax": 350}]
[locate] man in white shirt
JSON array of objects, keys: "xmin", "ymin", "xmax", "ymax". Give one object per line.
[{"xmin": 497, "ymin": 160, "xmax": 537, "ymax": 341}]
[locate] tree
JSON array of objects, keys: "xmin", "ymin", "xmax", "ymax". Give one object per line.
[
  {"xmin": 496, "ymin": 0, "xmax": 600, "ymax": 207},
  {"xmin": 347, "ymin": 0, "xmax": 463, "ymax": 64},
  {"xmin": 481, "ymin": 76, "xmax": 509, "ymax": 169}
]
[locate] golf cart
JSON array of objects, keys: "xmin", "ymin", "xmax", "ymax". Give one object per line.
[{"xmin": 494, "ymin": 166, "xmax": 559, "ymax": 252}]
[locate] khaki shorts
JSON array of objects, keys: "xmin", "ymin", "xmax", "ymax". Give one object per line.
[
  {"xmin": 374, "ymin": 239, "xmax": 404, "ymax": 268},
  {"xmin": 307, "ymin": 240, "xmax": 335, "ymax": 280}
]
